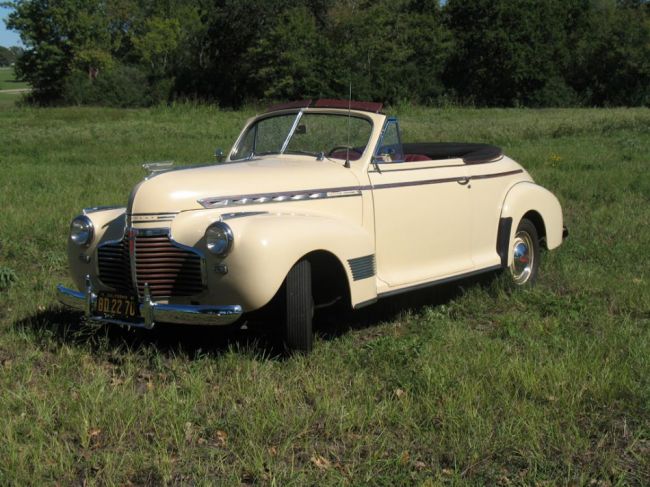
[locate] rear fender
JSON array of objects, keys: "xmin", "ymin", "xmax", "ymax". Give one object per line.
[{"xmin": 500, "ymin": 182, "xmax": 564, "ymax": 265}]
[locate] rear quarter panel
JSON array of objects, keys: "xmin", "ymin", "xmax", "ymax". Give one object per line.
[{"xmin": 466, "ymin": 157, "xmax": 533, "ymax": 269}]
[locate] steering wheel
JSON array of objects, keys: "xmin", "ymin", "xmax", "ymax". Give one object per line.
[{"xmin": 327, "ymin": 146, "xmax": 363, "ymax": 157}]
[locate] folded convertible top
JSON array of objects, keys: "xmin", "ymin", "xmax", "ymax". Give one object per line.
[{"xmin": 402, "ymin": 142, "xmax": 503, "ymax": 165}]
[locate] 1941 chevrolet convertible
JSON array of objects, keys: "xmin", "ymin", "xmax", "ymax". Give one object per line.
[{"xmin": 57, "ymin": 99, "xmax": 567, "ymax": 351}]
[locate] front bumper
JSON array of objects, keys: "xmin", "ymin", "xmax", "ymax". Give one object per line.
[{"xmin": 56, "ymin": 276, "xmax": 242, "ymax": 329}]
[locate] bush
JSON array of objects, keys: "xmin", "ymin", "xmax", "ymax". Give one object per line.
[
  {"xmin": 527, "ymin": 77, "xmax": 580, "ymax": 108},
  {"xmin": 62, "ymin": 64, "xmax": 155, "ymax": 108}
]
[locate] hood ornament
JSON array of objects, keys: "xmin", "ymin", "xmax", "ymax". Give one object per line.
[{"xmin": 142, "ymin": 160, "xmax": 174, "ymax": 178}]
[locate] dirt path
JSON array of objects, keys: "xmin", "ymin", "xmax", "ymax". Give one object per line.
[{"xmin": 0, "ymin": 88, "xmax": 31, "ymax": 94}]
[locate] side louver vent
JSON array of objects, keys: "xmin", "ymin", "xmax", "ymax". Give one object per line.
[{"xmin": 347, "ymin": 255, "xmax": 375, "ymax": 281}]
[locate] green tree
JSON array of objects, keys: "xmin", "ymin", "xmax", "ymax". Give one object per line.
[
  {"xmin": 5, "ymin": 0, "xmax": 114, "ymax": 103},
  {"xmin": 9, "ymin": 45, "xmax": 24, "ymax": 60},
  {"xmin": 567, "ymin": 0, "xmax": 650, "ymax": 105},
  {"xmin": 400, "ymin": 0, "xmax": 452, "ymax": 104},
  {"xmin": 5, "ymin": 0, "xmax": 647, "ymax": 107},
  {"xmin": 132, "ymin": 17, "xmax": 182, "ymax": 73},
  {"xmin": 187, "ymin": 0, "xmax": 299, "ymax": 106},
  {"xmin": 326, "ymin": 0, "xmax": 449, "ymax": 104},
  {"xmin": 248, "ymin": 6, "xmax": 331, "ymax": 100},
  {"xmin": 0, "ymin": 46, "xmax": 14, "ymax": 66},
  {"xmin": 443, "ymin": 0, "xmax": 575, "ymax": 106}
]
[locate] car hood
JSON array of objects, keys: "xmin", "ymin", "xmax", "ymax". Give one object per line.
[{"xmin": 129, "ymin": 157, "xmax": 361, "ymax": 214}]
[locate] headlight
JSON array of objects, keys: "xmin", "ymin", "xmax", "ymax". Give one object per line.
[
  {"xmin": 70, "ymin": 215, "xmax": 94, "ymax": 246},
  {"xmin": 206, "ymin": 222, "xmax": 233, "ymax": 257}
]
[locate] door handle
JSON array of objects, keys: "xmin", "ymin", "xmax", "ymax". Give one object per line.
[{"xmin": 457, "ymin": 177, "xmax": 470, "ymax": 186}]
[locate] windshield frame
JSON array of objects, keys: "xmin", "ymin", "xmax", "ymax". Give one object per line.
[{"xmin": 229, "ymin": 109, "xmax": 376, "ymax": 161}]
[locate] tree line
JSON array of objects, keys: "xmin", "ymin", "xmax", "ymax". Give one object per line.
[
  {"xmin": 0, "ymin": 45, "xmax": 23, "ymax": 66},
  {"xmin": 5, "ymin": 0, "xmax": 650, "ymax": 107}
]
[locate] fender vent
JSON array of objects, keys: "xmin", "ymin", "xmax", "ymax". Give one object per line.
[{"xmin": 348, "ymin": 255, "xmax": 375, "ymax": 281}]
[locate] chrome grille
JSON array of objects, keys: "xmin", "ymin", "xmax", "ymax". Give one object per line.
[
  {"xmin": 133, "ymin": 234, "xmax": 204, "ymax": 299},
  {"xmin": 97, "ymin": 240, "xmax": 133, "ymax": 294},
  {"xmin": 97, "ymin": 231, "xmax": 204, "ymax": 300}
]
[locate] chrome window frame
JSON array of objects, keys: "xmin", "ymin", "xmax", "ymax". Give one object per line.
[
  {"xmin": 373, "ymin": 117, "xmax": 405, "ymax": 164},
  {"xmin": 230, "ymin": 110, "xmax": 303, "ymax": 161},
  {"xmin": 229, "ymin": 109, "xmax": 375, "ymax": 162}
]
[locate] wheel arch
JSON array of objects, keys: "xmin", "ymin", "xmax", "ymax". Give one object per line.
[
  {"xmin": 302, "ymin": 250, "xmax": 352, "ymax": 309},
  {"xmin": 521, "ymin": 210, "xmax": 547, "ymax": 248}
]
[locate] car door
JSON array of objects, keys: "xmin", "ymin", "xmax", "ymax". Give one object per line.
[{"xmin": 368, "ymin": 119, "xmax": 474, "ymax": 289}]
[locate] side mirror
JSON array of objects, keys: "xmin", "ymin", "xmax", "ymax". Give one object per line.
[{"xmin": 215, "ymin": 148, "xmax": 225, "ymax": 163}]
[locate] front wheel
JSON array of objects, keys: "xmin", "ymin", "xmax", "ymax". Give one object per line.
[
  {"xmin": 285, "ymin": 259, "xmax": 314, "ymax": 352},
  {"xmin": 509, "ymin": 218, "xmax": 540, "ymax": 286}
]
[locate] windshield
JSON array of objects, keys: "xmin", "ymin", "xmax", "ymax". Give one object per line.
[{"xmin": 231, "ymin": 112, "xmax": 373, "ymax": 161}]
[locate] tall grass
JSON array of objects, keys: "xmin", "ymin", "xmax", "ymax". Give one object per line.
[{"xmin": 0, "ymin": 104, "xmax": 648, "ymax": 485}]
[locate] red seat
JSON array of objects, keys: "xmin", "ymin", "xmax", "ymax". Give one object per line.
[{"xmin": 404, "ymin": 154, "xmax": 430, "ymax": 162}]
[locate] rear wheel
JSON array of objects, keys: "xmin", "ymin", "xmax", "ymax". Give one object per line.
[
  {"xmin": 285, "ymin": 259, "xmax": 314, "ymax": 352},
  {"xmin": 509, "ymin": 218, "xmax": 540, "ymax": 286}
]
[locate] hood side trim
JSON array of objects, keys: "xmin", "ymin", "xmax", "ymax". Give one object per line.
[
  {"xmin": 197, "ymin": 169, "xmax": 523, "ymax": 209},
  {"xmin": 198, "ymin": 188, "xmax": 362, "ymax": 209}
]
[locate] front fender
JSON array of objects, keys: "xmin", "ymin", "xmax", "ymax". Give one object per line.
[
  {"xmin": 67, "ymin": 208, "xmax": 127, "ymax": 291},
  {"xmin": 172, "ymin": 211, "xmax": 377, "ymax": 312},
  {"xmin": 500, "ymin": 182, "xmax": 564, "ymax": 263}
]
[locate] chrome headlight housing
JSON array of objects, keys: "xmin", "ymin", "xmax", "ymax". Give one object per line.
[
  {"xmin": 206, "ymin": 222, "xmax": 233, "ymax": 257},
  {"xmin": 70, "ymin": 215, "xmax": 94, "ymax": 246}
]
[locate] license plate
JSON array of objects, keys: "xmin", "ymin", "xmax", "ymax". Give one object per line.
[{"xmin": 96, "ymin": 292, "xmax": 140, "ymax": 320}]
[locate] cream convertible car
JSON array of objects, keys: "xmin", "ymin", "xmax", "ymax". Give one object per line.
[{"xmin": 57, "ymin": 99, "xmax": 567, "ymax": 351}]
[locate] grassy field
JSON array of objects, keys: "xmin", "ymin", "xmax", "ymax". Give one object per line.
[
  {"xmin": 0, "ymin": 67, "xmax": 29, "ymax": 109},
  {"xmin": 0, "ymin": 67, "xmax": 29, "ymax": 90},
  {"xmin": 0, "ymin": 104, "xmax": 649, "ymax": 485}
]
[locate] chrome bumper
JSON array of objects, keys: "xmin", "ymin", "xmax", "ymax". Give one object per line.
[{"xmin": 56, "ymin": 276, "xmax": 242, "ymax": 329}]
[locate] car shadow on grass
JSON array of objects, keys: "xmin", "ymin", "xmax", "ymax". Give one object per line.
[
  {"xmin": 12, "ymin": 306, "xmax": 287, "ymax": 359},
  {"xmin": 316, "ymin": 270, "xmax": 501, "ymax": 340},
  {"xmin": 13, "ymin": 271, "xmax": 502, "ymax": 360}
]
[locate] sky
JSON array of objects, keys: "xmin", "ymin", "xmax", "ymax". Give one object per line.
[{"xmin": 1, "ymin": 6, "xmax": 22, "ymax": 48}]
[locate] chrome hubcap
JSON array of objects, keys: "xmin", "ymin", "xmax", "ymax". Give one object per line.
[{"xmin": 510, "ymin": 231, "xmax": 534, "ymax": 285}]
